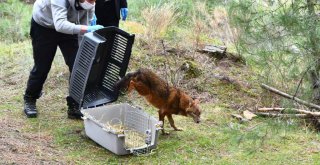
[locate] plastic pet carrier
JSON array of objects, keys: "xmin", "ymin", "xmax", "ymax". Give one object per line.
[
  {"xmin": 81, "ymin": 103, "xmax": 162, "ymax": 155},
  {"xmin": 69, "ymin": 27, "xmax": 161, "ymax": 155}
]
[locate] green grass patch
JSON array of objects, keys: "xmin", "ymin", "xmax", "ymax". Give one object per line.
[{"xmin": 0, "ymin": 0, "xmax": 32, "ymax": 42}]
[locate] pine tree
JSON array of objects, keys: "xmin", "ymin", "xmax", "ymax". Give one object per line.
[{"xmin": 229, "ymin": 0, "xmax": 320, "ymax": 104}]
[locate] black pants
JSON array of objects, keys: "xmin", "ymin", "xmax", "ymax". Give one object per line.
[
  {"xmin": 95, "ymin": 0, "xmax": 120, "ymax": 27},
  {"xmin": 24, "ymin": 18, "xmax": 79, "ymax": 99}
]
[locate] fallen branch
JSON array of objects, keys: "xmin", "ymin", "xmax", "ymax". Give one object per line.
[
  {"xmin": 261, "ymin": 83, "xmax": 320, "ymax": 111},
  {"xmin": 258, "ymin": 107, "xmax": 320, "ymax": 117},
  {"xmin": 257, "ymin": 107, "xmax": 284, "ymax": 112},
  {"xmin": 254, "ymin": 112, "xmax": 311, "ymax": 118}
]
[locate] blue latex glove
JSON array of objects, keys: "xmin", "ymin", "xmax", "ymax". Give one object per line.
[
  {"xmin": 87, "ymin": 25, "xmax": 104, "ymax": 32},
  {"xmin": 120, "ymin": 8, "xmax": 128, "ymax": 21},
  {"xmin": 90, "ymin": 14, "xmax": 97, "ymax": 26}
]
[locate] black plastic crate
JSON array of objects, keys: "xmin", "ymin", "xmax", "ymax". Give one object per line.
[{"xmin": 69, "ymin": 27, "xmax": 135, "ymax": 108}]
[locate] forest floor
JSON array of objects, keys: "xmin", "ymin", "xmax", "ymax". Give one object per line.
[{"xmin": 1, "ymin": 38, "xmax": 320, "ymax": 164}]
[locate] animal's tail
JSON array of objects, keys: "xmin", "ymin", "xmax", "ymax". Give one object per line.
[{"xmin": 114, "ymin": 71, "xmax": 137, "ymax": 93}]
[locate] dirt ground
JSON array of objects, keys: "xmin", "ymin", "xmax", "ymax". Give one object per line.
[{"xmin": 0, "ymin": 112, "xmax": 66, "ymax": 164}]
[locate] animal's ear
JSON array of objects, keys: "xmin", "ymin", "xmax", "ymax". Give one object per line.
[{"xmin": 193, "ymin": 98, "xmax": 200, "ymax": 105}]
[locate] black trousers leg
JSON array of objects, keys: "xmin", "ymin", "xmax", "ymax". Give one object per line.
[
  {"xmin": 25, "ymin": 19, "xmax": 58, "ymax": 99},
  {"xmin": 58, "ymin": 32, "xmax": 79, "ymax": 105},
  {"xmin": 58, "ymin": 32, "xmax": 79, "ymax": 73}
]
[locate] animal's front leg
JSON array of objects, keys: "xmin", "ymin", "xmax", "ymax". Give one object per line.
[
  {"xmin": 127, "ymin": 80, "xmax": 136, "ymax": 99},
  {"xmin": 159, "ymin": 111, "xmax": 169, "ymax": 135},
  {"xmin": 167, "ymin": 114, "xmax": 183, "ymax": 131}
]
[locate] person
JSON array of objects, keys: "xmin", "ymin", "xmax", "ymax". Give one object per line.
[
  {"xmin": 94, "ymin": 0, "xmax": 128, "ymax": 27},
  {"xmin": 23, "ymin": 0, "xmax": 104, "ymax": 119}
]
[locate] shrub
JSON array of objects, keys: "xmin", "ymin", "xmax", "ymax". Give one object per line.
[{"xmin": 0, "ymin": 0, "xmax": 32, "ymax": 43}]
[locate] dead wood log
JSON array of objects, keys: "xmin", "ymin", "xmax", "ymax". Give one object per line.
[
  {"xmin": 197, "ymin": 44, "xmax": 245, "ymax": 63},
  {"xmin": 261, "ymin": 83, "xmax": 320, "ymax": 111},
  {"xmin": 198, "ymin": 45, "xmax": 227, "ymax": 59},
  {"xmin": 202, "ymin": 45, "xmax": 226, "ymax": 54},
  {"xmin": 258, "ymin": 108, "xmax": 320, "ymax": 116}
]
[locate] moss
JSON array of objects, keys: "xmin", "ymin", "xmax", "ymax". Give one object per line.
[
  {"xmin": 183, "ymin": 60, "xmax": 202, "ymax": 79},
  {"xmin": 201, "ymin": 35, "xmax": 225, "ymax": 46}
]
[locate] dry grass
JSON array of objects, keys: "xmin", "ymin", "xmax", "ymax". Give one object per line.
[
  {"xmin": 189, "ymin": 3, "xmax": 239, "ymax": 51},
  {"xmin": 190, "ymin": 2, "xmax": 210, "ymax": 50},
  {"xmin": 140, "ymin": 3, "xmax": 178, "ymax": 53},
  {"xmin": 210, "ymin": 7, "xmax": 239, "ymax": 45}
]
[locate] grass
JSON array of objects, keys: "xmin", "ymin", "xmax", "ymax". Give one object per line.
[{"xmin": 1, "ymin": 0, "xmax": 320, "ymax": 164}]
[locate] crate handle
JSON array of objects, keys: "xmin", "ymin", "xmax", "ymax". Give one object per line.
[
  {"xmin": 117, "ymin": 134, "xmax": 125, "ymax": 138},
  {"xmin": 102, "ymin": 127, "xmax": 111, "ymax": 133}
]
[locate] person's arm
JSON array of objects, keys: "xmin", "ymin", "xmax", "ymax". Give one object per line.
[
  {"xmin": 51, "ymin": 1, "xmax": 102, "ymax": 34},
  {"xmin": 51, "ymin": 0, "xmax": 83, "ymax": 34},
  {"xmin": 120, "ymin": 0, "xmax": 128, "ymax": 21},
  {"xmin": 90, "ymin": 14, "xmax": 97, "ymax": 26},
  {"xmin": 120, "ymin": 0, "xmax": 127, "ymax": 8},
  {"xmin": 80, "ymin": 8, "xmax": 103, "ymax": 33}
]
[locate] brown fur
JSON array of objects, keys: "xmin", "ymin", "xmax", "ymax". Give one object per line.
[{"xmin": 115, "ymin": 68, "xmax": 201, "ymax": 134}]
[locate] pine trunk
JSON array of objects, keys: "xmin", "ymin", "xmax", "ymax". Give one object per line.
[{"xmin": 307, "ymin": 0, "xmax": 320, "ymax": 104}]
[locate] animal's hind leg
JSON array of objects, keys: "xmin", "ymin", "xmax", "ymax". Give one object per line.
[
  {"xmin": 167, "ymin": 114, "xmax": 183, "ymax": 131},
  {"xmin": 159, "ymin": 111, "xmax": 169, "ymax": 135}
]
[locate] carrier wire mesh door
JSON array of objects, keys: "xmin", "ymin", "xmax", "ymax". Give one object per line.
[
  {"xmin": 69, "ymin": 27, "xmax": 135, "ymax": 108},
  {"xmin": 123, "ymin": 107, "xmax": 154, "ymax": 155}
]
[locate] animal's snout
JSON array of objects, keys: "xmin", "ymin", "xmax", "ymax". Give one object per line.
[{"xmin": 194, "ymin": 117, "xmax": 201, "ymax": 123}]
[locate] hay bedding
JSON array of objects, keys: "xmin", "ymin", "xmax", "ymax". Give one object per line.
[{"xmin": 103, "ymin": 122, "xmax": 147, "ymax": 149}]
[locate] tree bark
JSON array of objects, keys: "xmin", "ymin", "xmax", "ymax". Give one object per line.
[{"xmin": 307, "ymin": 0, "xmax": 320, "ymax": 105}]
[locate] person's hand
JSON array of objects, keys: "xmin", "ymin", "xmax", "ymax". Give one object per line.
[
  {"xmin": 120, "ymin": 8, "xmax": 128, "ymax": 21},
  {"xmin": 87, "ymin": 25, "xmax": 104, "ymax": 32},
  {"xmin": 90, "ymin": 14, "xmax": 97, "ymax": 26}
]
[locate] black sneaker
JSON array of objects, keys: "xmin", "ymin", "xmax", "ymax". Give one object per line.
[
  {"xmin": 66, "ymin": 96, "xmax": 83, "ymax": 119},
  {"xmin": 24, "ymin": 98, "xmax": 37, "ymax": 118}
]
